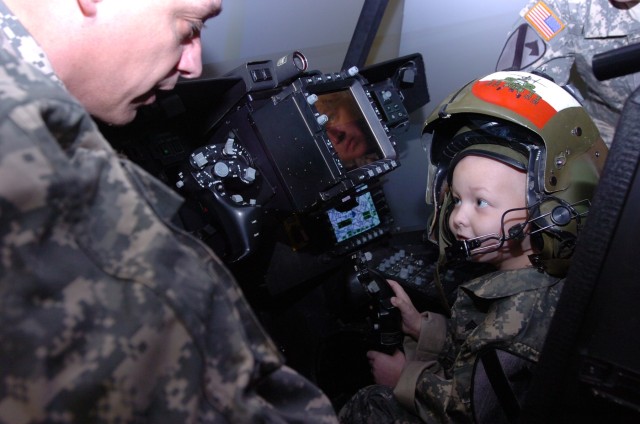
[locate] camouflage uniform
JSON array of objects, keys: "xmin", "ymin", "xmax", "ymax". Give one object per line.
[
  {"xmin": 0, "ymin": 2, "xmax": 338, "ymax": 423},
  {"xmin": 497, "ymin": 0, "xmax": 640, "ymax": 146},
  {"xmin": 339, "ymin": 267, "xmax": 564, "ymax": 423}
]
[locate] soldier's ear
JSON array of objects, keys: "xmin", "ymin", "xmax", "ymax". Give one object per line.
[{"xmin": 77, "ymin": 0, "xmax": 102, "ymax": 17}]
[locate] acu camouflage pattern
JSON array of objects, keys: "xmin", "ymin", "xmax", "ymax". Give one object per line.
[
  {"xmin": 339, "ymin": 267, "xmax": 563, "ymax": 424},
  {"xmin": 0, "ymin": 2, "xmax": 338, "ymax": 423},
  {"xmin": 501, "ymin": 0, "xmax": 640, "ymax": 146},
  {"xmin": 0, "ymin": 2, "xmax": 58, "ymax": 83}
]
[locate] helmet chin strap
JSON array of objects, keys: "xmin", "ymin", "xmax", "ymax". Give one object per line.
[
  {"xmin": 444, "ymin": 232, "xmax": 500, "ymax": 263},
  {"xmin": 444, "ymin": 197, "xmax": 590, "ymax": 264},
  {"xmin": 444, "ymin": 206, "xmax": 529, "ymax": 263}
]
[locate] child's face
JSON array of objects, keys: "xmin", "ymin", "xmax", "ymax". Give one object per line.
[{"xmin": 448, "ymin": 155, "xmax": 532, "ymax": 270}]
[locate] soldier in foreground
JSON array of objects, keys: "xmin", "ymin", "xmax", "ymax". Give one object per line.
[{"xmin": 0, "ymin": 0, "xmax": 338, "ymax": 422}]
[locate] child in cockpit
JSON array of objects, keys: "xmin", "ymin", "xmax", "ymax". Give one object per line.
[{"xmin": 339, "ymin": 70, "xmax": 607, "ymax": 423}]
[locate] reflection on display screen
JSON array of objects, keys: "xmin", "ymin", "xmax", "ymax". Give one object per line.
[
  {"xmin": 326, "ymin": 191, "xmax": 381, "ymax": 243},
  {"xmin": 315, "ymin": 90, "xmax": 383, "ymax": 170}
]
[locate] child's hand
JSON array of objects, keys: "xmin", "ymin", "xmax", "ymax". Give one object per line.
[
  {"xmin": 367, "ymin": 349, "xmax": 406, "ymax": 387},
  {"xmin": 387, "ymin": 280, "xmax": 422, "ymax": 340}
]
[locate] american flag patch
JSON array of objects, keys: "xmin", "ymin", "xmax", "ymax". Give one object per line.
[{"xmin": 524, "ymin": 1, "xmax": 565, "ymax": 41}]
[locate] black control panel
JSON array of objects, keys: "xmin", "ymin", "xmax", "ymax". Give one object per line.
[
  {"xmin": 360, "ymin": 243, "xmax": 485, "ymax": 315},
  {"xmin": 101, "ymin": 53, "xmax": 429, "ymax": 294}
]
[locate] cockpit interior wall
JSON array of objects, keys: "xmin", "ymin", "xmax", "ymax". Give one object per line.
[
  {"xmin": 199, "ymin": 0, "xmax": 528, "ymax": 233},
  {"xmin": 399, "ymin": 0, "xmax": 528, "ymax": 122},
  {"xmin": 389, "ymin": 0, "xmax": 530, "ymax": 232},
  {"xmin": 199, "ymin": 0, "xmax": 404, "ymax": 78}
]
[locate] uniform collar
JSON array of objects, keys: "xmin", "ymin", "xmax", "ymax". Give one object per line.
[
  {"xmin": 0, "ymin": 0, "xmax": 62, "ymax": 85},
  {"xmin": 461, "ymin": 267, "xmax": 561, "ymax": 299}
]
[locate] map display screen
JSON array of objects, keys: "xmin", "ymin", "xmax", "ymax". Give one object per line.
[{"xmin": 326, "ymin": 191, "xmax": 381, "ymax": 243}]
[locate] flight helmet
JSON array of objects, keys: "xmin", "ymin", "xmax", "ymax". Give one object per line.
[{"xmin": 424, "ymin": 71, "xmax": 608, "ymax": 276}]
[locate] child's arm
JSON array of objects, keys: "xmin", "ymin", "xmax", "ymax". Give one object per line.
[{"xmin": 388, "ymin": 279, "xmax": 422, "ymax": 340}]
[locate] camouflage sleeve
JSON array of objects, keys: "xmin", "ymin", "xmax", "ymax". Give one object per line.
[
  {"xmin": 496, "ymin": 0, "xmax": 578, "ymax": 85},
  {"xmin": 393, "ymin": 312, "xmax": 453, "ymax": 414},
  {"xmin": 402, "ymin": 312, "xmax": 446, "ymax": 362}
]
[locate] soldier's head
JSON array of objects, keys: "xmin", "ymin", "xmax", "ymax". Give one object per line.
[
  {"xmin": 5, "ymin": 0, "xmax": 223, "ymax": 125},
  {"xmin": 424, "ymin": 71, "xmax": 607, "ymax": 276}
]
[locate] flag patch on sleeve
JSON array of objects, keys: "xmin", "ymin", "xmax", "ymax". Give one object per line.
[{"xmin": 524, "ymin": 1, "xmax": 565, "ymax": 41}]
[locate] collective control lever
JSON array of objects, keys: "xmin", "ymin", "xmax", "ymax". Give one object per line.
[{"xmin": 352, "ymin": 251, "xmax": 403, "ymax": 354}]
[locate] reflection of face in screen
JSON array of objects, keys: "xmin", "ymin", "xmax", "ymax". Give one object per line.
[{"xmin": 315, "ymin": 90, "xmax": 379, "ymax": 170}]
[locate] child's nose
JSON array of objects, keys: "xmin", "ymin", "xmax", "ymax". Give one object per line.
[{"xmin": 450, "ymin": 207, "xmax": 469, "ymax": 229}]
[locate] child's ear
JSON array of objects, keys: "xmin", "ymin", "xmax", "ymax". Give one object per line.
[{"xmin": 77, "ymin": 0, "xmax": 102, "ymax": 17}]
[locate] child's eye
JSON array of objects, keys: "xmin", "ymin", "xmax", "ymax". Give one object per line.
[
  {"xmin": 452, "ymin": 196, "xmax": 461, "ymax": 206},
  {"xmin": 477, "ymin": 198, "xmax": 489, "ymax": 208}
]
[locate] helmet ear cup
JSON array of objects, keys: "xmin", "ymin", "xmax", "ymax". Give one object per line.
[{"xmin": 530, "ymin": 197, "xmax": 585, "ymax": 276}]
